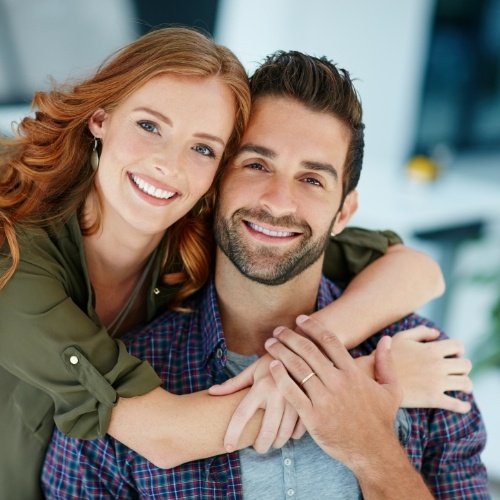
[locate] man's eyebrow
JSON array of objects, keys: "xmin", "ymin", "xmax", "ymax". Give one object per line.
[
  {"xmin": 134, "ymin": 107, "xmax": 226, "ymax": 146},
  {"xmin": 235, "ymin": 143, "xmax": 277, "ymax": 159},
  {"xmin": 301, "ymin": 161, "xmax": 339, "ymax": 182}
]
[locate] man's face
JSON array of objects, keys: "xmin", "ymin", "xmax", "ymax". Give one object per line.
[{"xmin": 214, "ymin": 96, "xmax": 355, "ymax": 286}]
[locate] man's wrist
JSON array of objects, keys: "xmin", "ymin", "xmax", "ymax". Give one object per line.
[{"xmin": 353, "ymin": 437, "xmax": 432, "ymax": 499}]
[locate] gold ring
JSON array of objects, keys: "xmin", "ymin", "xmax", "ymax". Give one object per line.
[{"xmin": 300, "ymin": 371, "xmax": 316, "ymax": 387}]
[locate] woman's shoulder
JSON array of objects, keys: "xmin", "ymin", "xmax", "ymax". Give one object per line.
[
  {"xmin": 16, "ymin": 213, "xmax": 77, "ymax": 247},
  {"xmin": 13, "ymin": 214, "xmax": 83, "ymax": 271}
]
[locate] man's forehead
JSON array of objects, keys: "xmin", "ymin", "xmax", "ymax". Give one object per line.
[{"xmin": 235, "ymin": 96, "xmax": 348, "ymax": 180}]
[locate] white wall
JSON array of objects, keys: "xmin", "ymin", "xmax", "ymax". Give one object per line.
[{"xmin": 0, "ymin": 0, "xmax": 136, "ymax": 99}]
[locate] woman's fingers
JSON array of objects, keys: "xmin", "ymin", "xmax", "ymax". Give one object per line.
[
  {"xmin": 223, "ymin": 389, "xmax": 261, "ymax": 452},
  {"xmin": 209, "ymin": 363, "xmax": 255, "ymax": 395},
  {"xmin": 271, "ymin": 404, "xmax": 300, "ymax": 449},
  {"xmin": 252, "ymin": 394, "xmax": 285, "ymax": 453},
  {"xmin": 394, "ymin": 325, "xmax": 441, "ymax": 342},
  {"xmin": 444, "ymin": 374, "xmax": 474, "ymax": 394},
  {"xmin": 435, "ymin": 393, "xmax": 472, "ymax": 414}
]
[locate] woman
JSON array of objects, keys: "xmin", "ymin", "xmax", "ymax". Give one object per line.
[{"xmin": 0, "ymin": 27, "xmax": 465, "ymax": 498}]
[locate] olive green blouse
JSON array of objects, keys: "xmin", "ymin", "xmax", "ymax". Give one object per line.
[{"xmin": 0, "ymin": 214, "xmax": 400, "ymax": 498}]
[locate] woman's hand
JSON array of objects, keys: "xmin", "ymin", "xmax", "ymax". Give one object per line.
[
  {"xmin": 209, "ymin": 354, "xmax": 306, "ymax": 453},
  {"xmin": 391, "ymin": 326, "xmax": 473, "ymax": 413}
]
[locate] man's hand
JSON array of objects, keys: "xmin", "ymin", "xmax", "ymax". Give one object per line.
[
  {"xmin": 264, "ymin": 315, "xmax": 401, "ymax": 467},
  {"xmin": 264, "ymin": 315, "xmax": 433, "ymax": 499}
]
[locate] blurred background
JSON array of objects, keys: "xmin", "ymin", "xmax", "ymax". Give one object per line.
[{"xmin": 1, "ymin": 0, "xmax": 499, "ymax": 493}]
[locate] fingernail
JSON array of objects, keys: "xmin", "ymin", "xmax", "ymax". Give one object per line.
[
  {"xmin": 273, "ymin": 326, "xmax": 285, "ymax": 337},
  {"xmin": 270, "ymin": 360, "xmax": 280, "ymax": 368},
  {"xmin": 296, "ymin": 315, "xmax": 309, "ymax": 324},
  {"xmin": 265, "ymin": 338, "xmax": 278, "ymax": 348}
]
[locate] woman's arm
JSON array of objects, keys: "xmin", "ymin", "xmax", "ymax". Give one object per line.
[
  {"xmin": 315, "ymin": 242, "xmax": 445, "ymax": 349},
  {"xmin": 108, "ymin": 387, "xmax": 263, "ymax": 469}
]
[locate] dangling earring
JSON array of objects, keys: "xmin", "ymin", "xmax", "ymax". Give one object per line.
[{"xmin": 90, "ymin": 137, "xmax": 100, "ymax": 171}]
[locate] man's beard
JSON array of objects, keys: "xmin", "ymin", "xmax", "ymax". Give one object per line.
[{"xmin": 214, "ymin": 207, "xmax": 332, "ymax": 286}]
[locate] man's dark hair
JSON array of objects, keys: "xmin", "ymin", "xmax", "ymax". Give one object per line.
[{"xmin": 249, "ymin": 51, "xmax": 364, "ymax": 198}]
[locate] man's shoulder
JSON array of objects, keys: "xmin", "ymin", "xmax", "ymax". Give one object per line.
[{"xmin": 122, "ymin": 291, "xmax": 205, "ymax": 346}]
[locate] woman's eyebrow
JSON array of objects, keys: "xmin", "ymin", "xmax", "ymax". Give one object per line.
[{"xmin": 133, "ymin": 107, "xmax": 225, "ymax": 146}]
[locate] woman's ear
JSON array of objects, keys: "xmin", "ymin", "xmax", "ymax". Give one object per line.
[
  {"xmin": 332, "ymin": 190, "xmax": 358, "ymax": 235},
  {"xmin": 88, "ymin": 109, "xmax": 108, "ymax": 138}
]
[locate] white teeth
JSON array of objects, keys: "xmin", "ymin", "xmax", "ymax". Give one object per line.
[
  {"xmin": 131, "ymin": 175, "xmax": 176, "ymax": 200},
  {"xmin": 248, "ymin": 222, "xmax": 295, "ymax": 237}
]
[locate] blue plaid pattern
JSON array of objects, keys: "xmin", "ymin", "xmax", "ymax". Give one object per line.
[{"xmin": 42, "ymin": 276, "xmax": 489, "ymax": 499}]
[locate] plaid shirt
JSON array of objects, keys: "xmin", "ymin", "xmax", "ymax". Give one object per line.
[{"xmin": 42, "ymin": 276, "xmax": 489, "ymax": 499}]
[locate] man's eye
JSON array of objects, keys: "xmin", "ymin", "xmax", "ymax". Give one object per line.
[
  {"xmin": 138, "ymin": 121, "xmax": 159, "ymax": 134},
  {"xmin": 193, "ymin": 145, "xmax": 216, "ymax": 158},
  {"xmin": 303, "ymin": 177, "xmax": 322, "ymax": 187},
  {"xmin": 246, "ymin": 162, "xmax": 265, "ymax": 171}
]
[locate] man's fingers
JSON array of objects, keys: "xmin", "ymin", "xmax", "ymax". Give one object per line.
[
  {"xmin": 374, "ymin": 336, "xmax": 400, "ymax": 392},
  {"xmin": 286, "ymin": 315, "xmax": 353, "ymax": 370},
  {"xmin": 269, "ymin": 360, "xmax": 312, "ymax": 414},
  {"xmin": 265, "ymin": 335, "xmax": 327, "ymax": 387}
]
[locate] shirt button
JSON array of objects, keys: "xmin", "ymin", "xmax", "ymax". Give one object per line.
[
  {"xmin": 287, "ymin": 488, "xmax": 295, "ymax": 496},
  {"xmin": 216, "ymin": 348, "xmax": 224, "ymax": 358},
  {"xmin": 153, "ymin": 288, "xmax": 160, "ymax": 295},
  {"xmin": 69, "ymin": 355, "xmax": 79, "ymax": 365},
  {"xmin": 284, "ymin": 458, "xmax": 292, "ymax": 466}
]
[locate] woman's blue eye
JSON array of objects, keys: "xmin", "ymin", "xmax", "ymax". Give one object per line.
[
  {"xmin": 193, "ymin": 145, "xmax": 216, "ymax": 158},
  {"xmin": 138, "ymin": 121, "xmax": 158, "ymax": 134}
]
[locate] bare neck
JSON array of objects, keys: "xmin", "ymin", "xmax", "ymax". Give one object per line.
[
  {"xmin": 82, "ymin": 217, "xmax": 164, "ymax": 332},
  {"xmin": 214, "ymin": 250, "xmax": 323, "ymax": 356}
]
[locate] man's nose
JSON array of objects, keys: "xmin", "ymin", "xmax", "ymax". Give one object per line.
[{"xmin": 259, "ymin": 175, "xmax": 298, "ymax": 217}]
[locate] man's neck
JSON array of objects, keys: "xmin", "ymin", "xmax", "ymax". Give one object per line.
[{"xmin": 214, "ymin": 251, "xmax": 323, "ymax": 356}]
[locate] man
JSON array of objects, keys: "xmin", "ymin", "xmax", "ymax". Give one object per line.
[{"xmin": 42, "ymin": 51, "xmax": 489, "ymax": 499}]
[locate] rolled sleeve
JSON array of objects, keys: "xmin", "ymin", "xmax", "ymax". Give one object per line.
[{"xmin": 0, "ymin": 254, "xmax": 162, "ymax": 440}]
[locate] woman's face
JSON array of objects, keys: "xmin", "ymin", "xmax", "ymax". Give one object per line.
[{"xmin": 88, "ymin": 73, "xmax": 235, "ymax": 240}]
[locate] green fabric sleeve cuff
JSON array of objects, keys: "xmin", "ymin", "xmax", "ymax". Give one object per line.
[{"xmin": 56, "ymin": 341, "xmax": 162, "ymax": 439}]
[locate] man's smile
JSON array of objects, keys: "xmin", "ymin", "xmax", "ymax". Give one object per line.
[{"xmin": 245, "ymin": 220, "xmax": 299, "ymax": 239}]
